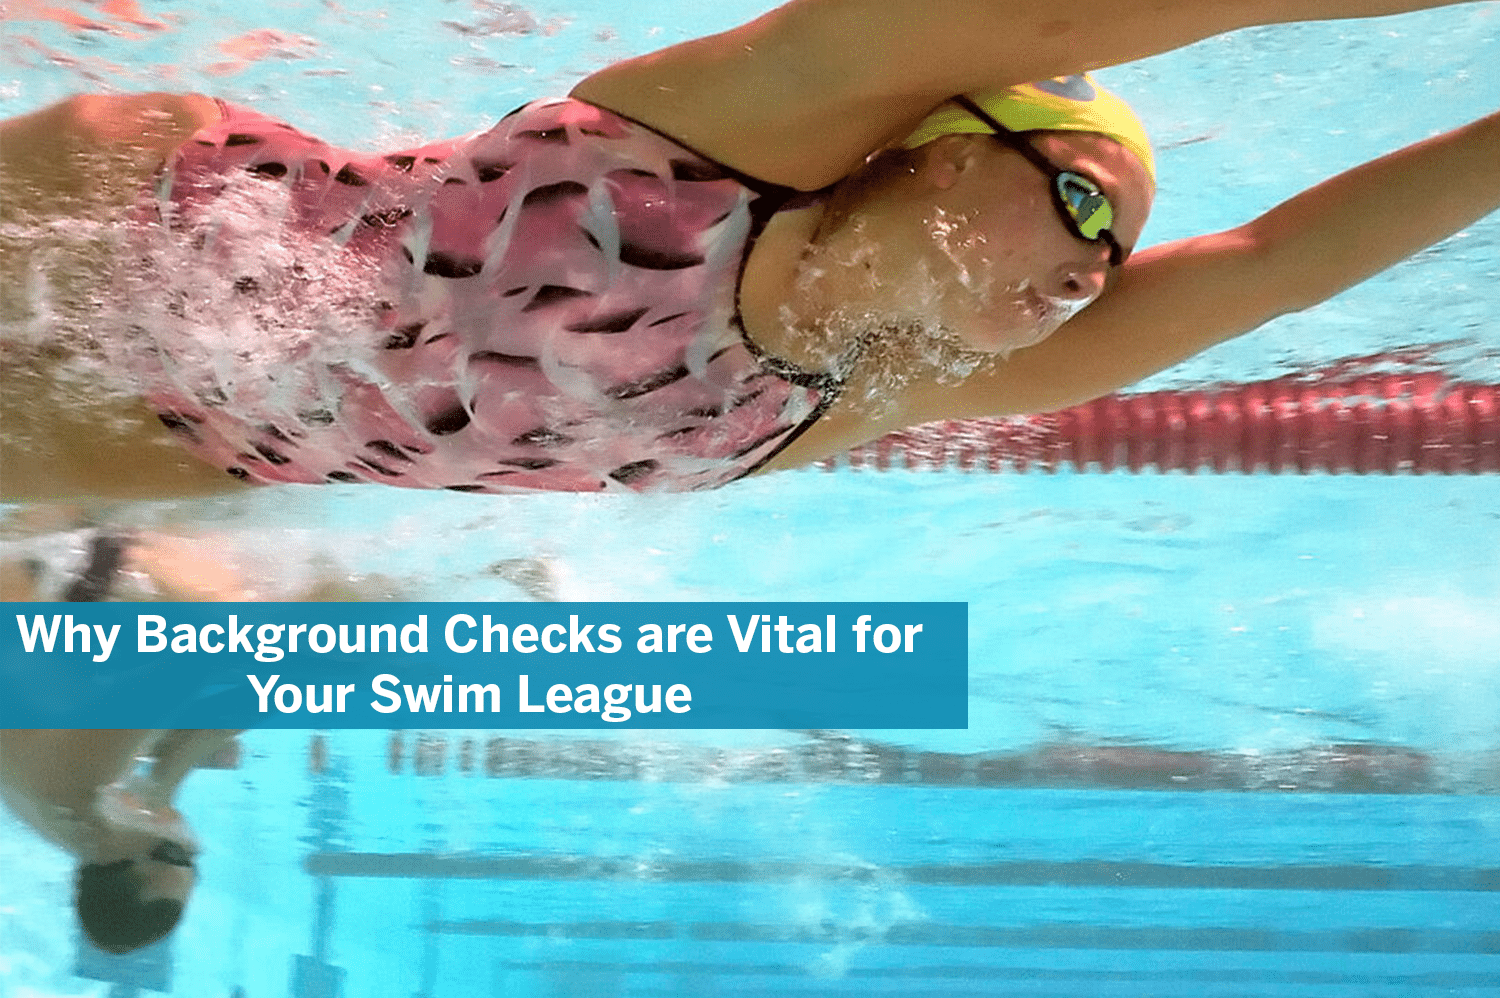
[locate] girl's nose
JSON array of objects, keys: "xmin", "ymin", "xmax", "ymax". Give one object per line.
[{"xmin": 1047, "ymin": 255, "xmax": 1109, "ymax": 303}]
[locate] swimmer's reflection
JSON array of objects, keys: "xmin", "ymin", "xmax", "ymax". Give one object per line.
[{"xmin": 0, "ymin": 729, "xmax": 241, "ymax": 953}]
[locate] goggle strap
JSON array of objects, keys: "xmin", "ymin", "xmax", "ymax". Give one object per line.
[{"xmin": 950, "ymin": 95, "xmax": 1125, "ymax": 265}]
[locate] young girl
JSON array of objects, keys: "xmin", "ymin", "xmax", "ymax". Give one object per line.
[
  {"xmin": 0, "ymin": 728, "xmax": 241, "ymax": 952},
  {"xmin": 2, "ymin": 0, "xmax": 1495, "ymax": 501}
]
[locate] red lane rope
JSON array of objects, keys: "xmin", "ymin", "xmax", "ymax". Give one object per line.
[{"xmin": 829, "ymin": 373, "xmax": 1500, "ymax": 474}]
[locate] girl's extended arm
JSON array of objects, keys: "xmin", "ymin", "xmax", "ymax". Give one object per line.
[
  {"xmin": 144, "ymin": 730, "xmax": 242, "ymax": 805},
  {"xmin": 0, "ymin": 92, "xmax": 220, "ymax": 220},
  {"xmin": 574, "ymin": 0, "xmax": 1472, "ymax": 189},
  {"xmin": 902, "ymin": 108, "xmax": 1500, "ymax": 423}
]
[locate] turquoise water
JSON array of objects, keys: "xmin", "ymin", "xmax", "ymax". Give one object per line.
[{"xmin": 3, "ymin": 2, "xmax": 1499, "ymax": 996}]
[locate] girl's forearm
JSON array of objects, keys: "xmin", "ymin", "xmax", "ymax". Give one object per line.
[
  {"xmin": 1249, "ymin": 108, "xmax": 1500, "ymax": 315},
  {"xmin": 771, "ymin": 0, "xmax": 1476, "ymax": 100},
  {"xmin": 1254, "ymin": 0, "xmax": 1467, "ymax": 20},
  {"xmin": 147, "ymin": 730, "xmax": 242, "ymax": 800}
]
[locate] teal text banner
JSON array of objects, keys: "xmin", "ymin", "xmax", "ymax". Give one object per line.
[{"xmin": 2, "ymin": 602, "xmax": 967, "ymax": 729}]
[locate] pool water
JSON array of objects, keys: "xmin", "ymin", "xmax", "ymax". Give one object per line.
[{"xmin": 2, "ymin": 2, "xmax": 1498, "ymax": 996}]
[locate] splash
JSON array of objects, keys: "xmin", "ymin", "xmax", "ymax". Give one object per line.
[
  {"xmin": 2, "ymin": 0, "xmax": 167, "ymax": 35},
  {"xmin": 2, "ymin": 160, "xmax": 388, "ymax": 464},
  {"xmin": 113, "ymin": 171, "xmax": 390, "ymax": 424},
  {"xmin": 775, "ymin": 213, "xmax": 996, "ymax": 416},
  {"xmin": 206, "ymin": 29, "xmax": 321, "ymax": 77},
  {"xmin": 768, "ymin": 197, "xmax": 1119, "ymax": 419},
  {"xmin": 925, "ymin": 205, "xmax": 1093, "ymax": 350},
  {"xmin": 0, "ymin": 210, "xmax": 159, "ymax": 451},
  {"xmin": 442, "ymin": 1, "xmax": 568, "ymax": 38}
]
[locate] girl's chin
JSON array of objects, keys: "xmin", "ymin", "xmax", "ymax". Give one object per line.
[{"xmin": 952, "ymin": 322, "xmax": 1056, "ymax": 356}]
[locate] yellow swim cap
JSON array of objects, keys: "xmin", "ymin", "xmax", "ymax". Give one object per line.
[{"xmin": 902, "ymin": 75, "xmax": 1155, "ymax": 187}]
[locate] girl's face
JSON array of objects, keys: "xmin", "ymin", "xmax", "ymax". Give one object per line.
[
  {"xmin": 906, "ymin": 131, "xmax": 1154, "ymax": 354},
  {"xmin": 89, "ymin": 786, "xmax": 198, "ymax": 906}
]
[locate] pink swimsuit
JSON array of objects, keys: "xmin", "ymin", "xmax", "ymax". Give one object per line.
[{"xmin": 131, "ymin": 98, "xmax": 840, "ymax": 493}]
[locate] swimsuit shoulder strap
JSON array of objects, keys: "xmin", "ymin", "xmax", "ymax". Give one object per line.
[{"xmin": 571, "ymin": 98, "xmax": 833, "ymax": 209}]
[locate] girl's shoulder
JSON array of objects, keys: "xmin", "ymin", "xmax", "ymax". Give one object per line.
[{"xmin": 570, "ymin": 2, "xmax": 962, "ymax": 191}]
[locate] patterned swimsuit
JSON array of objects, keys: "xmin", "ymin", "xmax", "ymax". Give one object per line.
[{"xmin": 130, "ymin": 98, "xmax": 841, "ymax": 493}]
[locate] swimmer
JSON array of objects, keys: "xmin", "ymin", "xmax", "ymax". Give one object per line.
[
  {"xmin": 2, "ymin": 0, "xmax": 1497, "ymax": 500},
  {"xmin": 0, "ymin": 728, "xmax": 241, "ymax": 953}
]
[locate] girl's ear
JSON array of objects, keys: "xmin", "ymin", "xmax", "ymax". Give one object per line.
[{"xmin": 919, "ymin": 135, "xmax": 977, "ymax": 192}]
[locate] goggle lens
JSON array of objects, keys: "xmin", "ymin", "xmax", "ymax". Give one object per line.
[
  {"xmin": 948, "ymin": 96, "xmax": 1127, "ymax": 265},
  {"xmin": 1057, "ymin": 172, "xmax": 1114, "ymax": 240},
  {"xmin": 150, "ymin": 839, "xmax": 196, "ymax": 868}
]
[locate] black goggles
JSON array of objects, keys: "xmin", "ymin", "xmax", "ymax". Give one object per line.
[
  {"xmin": 951, "ymin": 95, "xmax": 1126, "ymax": 266},
  {"xmin": 149, "ymin": 839, "xmax": 196, "ymax": 869}
]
